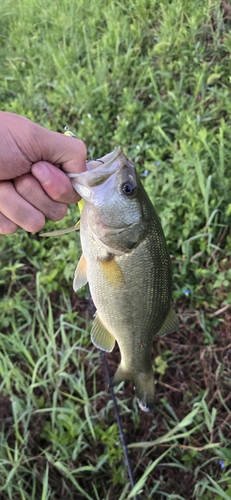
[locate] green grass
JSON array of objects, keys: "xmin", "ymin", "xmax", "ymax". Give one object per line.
[{"xmin": 0, "ymin": 0, "xmax": 231, "ymax": 498}]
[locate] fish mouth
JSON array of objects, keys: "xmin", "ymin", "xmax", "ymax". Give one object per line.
[
  {"xmin": 86, "ymin": 147, "xmax": 124, "ymax": 172},
  {"xmin": 67, "ymin": 146, "xmax": 134, "ymax": 201}
]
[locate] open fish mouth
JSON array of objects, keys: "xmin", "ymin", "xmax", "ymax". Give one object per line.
[
  {"xmin": 67, "ymin": 146, "xmax": 136, "ymax": 207},
  {"xmin": 67, "ymin": 146, "xmax": 129, "ymax": 186}
]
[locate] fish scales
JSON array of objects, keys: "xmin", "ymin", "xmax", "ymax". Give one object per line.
[
  {"xmin": 81, "ymin": 205, "xmax": 170, "ymax": 352},
  {"xmin": 69, "ymin": 147, "xmax": 179, "ymax": 412}
]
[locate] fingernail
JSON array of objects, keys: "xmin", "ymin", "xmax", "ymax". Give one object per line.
[{"xmin": 32, "ymin": 162, "xmax": 50, "ymax": 183}]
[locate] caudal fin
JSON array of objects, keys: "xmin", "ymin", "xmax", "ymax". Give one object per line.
[
  {"xmin": 111, "ymin": 364, "xmax": 155, "ymax": 413},
  {"xmin": 135, "ymin": 371, "xmax": 155, "ymax": 413}
]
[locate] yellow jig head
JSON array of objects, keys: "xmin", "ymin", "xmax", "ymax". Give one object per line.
[{"xmin": 64, "ymin": 126, "xmax": 77, "ymax": 138}]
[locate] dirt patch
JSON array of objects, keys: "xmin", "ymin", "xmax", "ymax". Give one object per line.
[{"xmin": 0, "ymin": 396, "xmax": 12, "ymax": 423}]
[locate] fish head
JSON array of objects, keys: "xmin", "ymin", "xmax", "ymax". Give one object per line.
[{"xmin": 69, "ymin": 147, "xmax": 146, "ymax": 252}]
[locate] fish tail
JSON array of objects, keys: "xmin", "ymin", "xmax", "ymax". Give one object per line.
[
  {"xmin": 134, "ymin": 371, "xmax": 155, "ymax": 413},
  {"xmin": 111, "ymin": 364, "xmax": 155, "ymax": 413}
]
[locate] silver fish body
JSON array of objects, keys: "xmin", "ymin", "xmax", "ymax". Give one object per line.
[{"xmin": 69, "ymin": 147, "xmax": 178, "ymax": 412}]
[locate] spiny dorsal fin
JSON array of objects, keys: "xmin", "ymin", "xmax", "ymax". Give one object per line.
[
  {"xmin": 91, "ymin": 313, "xmax": 115, "ymax": 352},
  {"xmin": 73, "ymin": 253, "xmax": 88, "ymax": 291},
  {"xmin": 98, "ymin": 258, "xmax": 125, "ymax": 287},
  {"xmin": 157, "ymin": 307, "xmax": 179, "ymax": 337},
  {"xmin": 40, "ymin": 220, "xmax": 80, "ymax": 237}
]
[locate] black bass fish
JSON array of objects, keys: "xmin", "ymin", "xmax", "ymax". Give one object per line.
[{"xmin": 67, "ymin": 147, "xmax": 178, "ymax": 412}]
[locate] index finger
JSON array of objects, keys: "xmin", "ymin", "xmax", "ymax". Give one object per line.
[{"xmin": 34, "ymin": 126, "xmax": 87, "ymax": 174}]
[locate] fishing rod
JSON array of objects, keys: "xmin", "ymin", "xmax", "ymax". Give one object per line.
[{"xmin": 101, "ymin": 350, "xmax": 140, "ymax": 500}]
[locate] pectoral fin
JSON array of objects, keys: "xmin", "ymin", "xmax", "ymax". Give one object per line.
[
  {"xmin": 91, "ymin": 313, "xmax": 115, "ymax": 352},
  {"xmin": 73, "ymin": 254, "xmax": 88, "ymax": 291},
  {"xmin": 40, "ymin": 220, "xmax": 80, "ymax": 237},
  {"xmin": 98, "ymin": 258, "xmax": 125, "ymax": 287},
  {"xmin": 157, "ymin": 307, "xmax": 179, "ymax": 337}
]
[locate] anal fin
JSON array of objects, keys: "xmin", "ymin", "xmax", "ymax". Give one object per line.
[{"xmin": 91, "ymin": 313, "xmax": 115, "ymax": 352}]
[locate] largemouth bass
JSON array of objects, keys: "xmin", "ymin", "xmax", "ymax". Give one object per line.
[{"xmin": 69, "ymin": 147, "xmax": 178, "ymax": 412}]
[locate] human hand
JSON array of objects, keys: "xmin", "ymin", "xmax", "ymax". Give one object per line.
[{"xmin": 0, "ymin": 112, "xmax": 87, "ymax": 235}]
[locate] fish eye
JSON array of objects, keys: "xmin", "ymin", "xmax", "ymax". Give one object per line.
[{"xmin": 121, "ymin": 182, "xmax": 137, "ymax": 197}]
